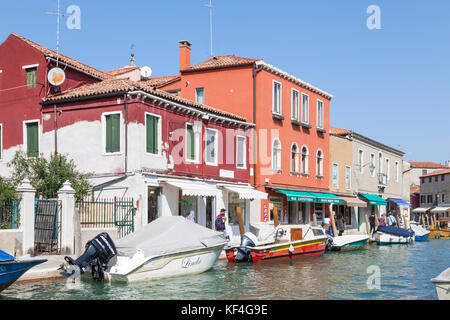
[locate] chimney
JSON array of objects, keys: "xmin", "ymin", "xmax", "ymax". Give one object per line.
[{"xmin": 179, "ymin": 40, "xmax": 191, "ymax": 72}]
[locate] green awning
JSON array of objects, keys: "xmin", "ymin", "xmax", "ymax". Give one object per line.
[
  {"xmin": 358, "ymin": 193, "xmax": 387, "ymax": 206},
  {"xmin": 274, "ymin": 189, "xmax": 316, "ymax": 202},
  {"xmin": 309, "ymin": 192, "xmax": 343, "ymax": 204}
]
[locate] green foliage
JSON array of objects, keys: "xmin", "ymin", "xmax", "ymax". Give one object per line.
[
  {"xmin": 0, "ymin": 176, "xmax": 18, "ymax": 200},
  {"xmin": 7, "ymin": 151, "xmax": 92, "ymax": 201}
]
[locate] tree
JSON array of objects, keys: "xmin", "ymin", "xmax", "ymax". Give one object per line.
[{"xmin": 7, "ymin": 151, "xmax": 92, "ymax": 201}]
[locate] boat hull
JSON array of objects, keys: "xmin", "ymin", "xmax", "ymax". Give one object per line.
[
  {"xmin": 375, "ymin": 232, "xmax": 414, "ymax": 245},
  {"xmin": 226, "ymin": 238, "xmax": 327, "ymax": 262},
  {"xmin": 414, "ymin": 234, "xmax": 429, "ymax": 241},
  {"xmin": 106, "ymin": 244, "xmax": 225, "ymax": 283},
  {"xmin": 328, "ymin": 239, "xmax": 368, "ymax": 251},
  {"xmin": 0, "ymin": 259, "xmax": 47, "ymax": 293},
  {"xmin": 432, "ymin": 281, "xmax": 450, "ymax": 300},
  {"xmin": 429, "ymin": 229, "xmax": 450, "ymax": 239}
]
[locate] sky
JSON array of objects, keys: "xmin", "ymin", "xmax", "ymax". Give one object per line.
[{"xmin": 1, "ymin": 0, "xmax": 449, "ymax": 163}]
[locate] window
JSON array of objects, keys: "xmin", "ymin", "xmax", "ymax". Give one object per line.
[
  {"xmin": 442, "ymin": 175, "xmax": 445, "ymax": 181},
  {"xmin": 427, "ymin": 195, "xmax": 433, "ymax": 203},
  {"xmin": 26, "ymin": 68, "xmax": 37, "ymax": 89},
  {"xmin": 186, "ymin": 123, "xmax": 198, "ymax": 162},
  {"xmin": 195, "ymin": 88, "xmax": 204, "ymax": 104},
  {"xmin": 272, "ymin": 139, "xmax": 281, "ymax": 171},
  {"xmin": 358, "ymin": 150, "xmax": 364, "ymax": 173},
  {"xmin": 316, "ymin": 149, "xmax": 323, "ymax": 177},
  {"xmin": 317, "ymin": 100, "xmax": 324, "ymax": 129},
  {"xmin": 105, "ymin": 113, "xmax": 121, "ymax": 153},
  {"xmin": 385, "ymin": 159, "xmax": 390, "ymax": 180},
  {"xmin": 442, "ymin": 194, "xmax": 445, "ymax": 203},
  {"xmin": 25, "ymin": 121, "xmax": 39, "ymax": 157},
  {"xmin": 332, "ymin": 163, "xmax": 338, "ymax": 188},
  {"xmin": 421, "ymin": 178, "xmax": 424, "ymax": 184},
  {"xmin": 435, "ymin": 176, "xmax": 438, "ymax": 182},
  {"xmin": 420, "ymin": 195, "xmax": 425, "ymax": 204},
  {"xmin": 179, "ymin": 191, "xmax": 197, "ymax": 221},
  {"xmin": 370, "ymin": 154, "xmax": 375, "ymax": 176},
  {"xmin": 378, "ymin": 153, "xmax": 383, "ymax": 174},
  {"xmin": 429, "ymin": 177, "xmax": 432, "ymax": 183},
  {"xmin": 301, "ymin": 93, "xmax": 309, "ymax": 123},
  {"xmin": 422, "ymin": 169, "xmax": 428, "ymax": 175},
  {"xmin": 146, "ymin": 113, "xmax": 160, "ymax": 154},
  {"xmin": 205, "ymin": 129, "xmax": 217, "ymax": 165},
  {"xmin": 291, "ymin": 89, "xmax": 299, "ymax": 120},
  {"xmin": 236, "ymin": 136, "xmax": 246, "ymax": 169},
  {"xmin": 273, "ymin": 81, "xmax": 282, "ymax": 114},
  {"xmin": 228, "ymin": 192, "xmax": 247, "ymax": 225},
  {"xmin": 301, "ymin": 146, "xmax": 309, "ymax": 174},
  {"xmin": 345, "ymin": 166, "xmax": 351, "ymax": 189},
  {"xmin": 291, "ymin": 143, "xmax": 299, "ymax": 173},
  {"xmin": 395, "ymin": 161, "xmax": 399, "ymax": 181}
]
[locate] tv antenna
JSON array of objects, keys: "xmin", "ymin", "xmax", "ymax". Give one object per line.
[
  {"xmin": 45, "ymin": 0, "xmax": 67, "ymax": 67},
  {"xmin": 130, "ymin": 44, "xmax": 135, "ymax": 66},
  {"xmin": 204, "ymin": 0, "xmax": 213, "ymax": 57}
]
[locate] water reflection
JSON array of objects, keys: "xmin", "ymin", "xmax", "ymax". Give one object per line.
[{"xmin": 0, "ymin": 240, "xmax": 448, "ymax": 300}]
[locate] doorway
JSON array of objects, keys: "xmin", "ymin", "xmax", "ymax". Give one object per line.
[
  {"xmin": 205, "ymin": 196, "xmax": 215, "ymax": 229},
  {"xmin": 148, "ymin": 187, "xmax": 160, "ymax": 224}
]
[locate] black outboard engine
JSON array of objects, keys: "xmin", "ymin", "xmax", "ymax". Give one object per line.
[
  {"xmin": 235, "ymin": 232, "xmax": 257, "ymax": 262},
  {"xmin": 62, "ymin": 232, "xmax": 117, "ymax": 281}
]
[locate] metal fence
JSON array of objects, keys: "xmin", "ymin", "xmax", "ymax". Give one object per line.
[
  {"xmin": 0, "ymin": 198, "xmax": 19, "ymax": 229},
  {"xmin": 76, "ymin": 197, "xmax": 135, "ymax": 238}
]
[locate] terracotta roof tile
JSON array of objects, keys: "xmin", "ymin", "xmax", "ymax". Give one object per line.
[
  {"xmin": 410, "ymin": 185, "xmax": 420, "ymax": 194},
  {"xmin": 143, "ymin": 76, "xmax": 180, "ymax": 87},
  {"xmin": 105, "ymin": 66, "xmax": 139, "ymax": 76},
  {"xmin": 43, "ymin": 78, "xmax": 249, "ymax": 122},
  {"xmin": 420, "ymin": 168, "xmax": 450, "ymax": 178},
  {"xmin": 330, "ymin": 126, "xmax": 352, "ymax": 136},
  {"xmin": 11, "ymin": 33, "xmax": 112, "ymax": 80},
  {"xmin": 185, "ymin": 55, "xmax": 260, "ymax": 71},
  {"xmin": 409, "ymin": 161, "xmax": 450, "ymax": 169}
]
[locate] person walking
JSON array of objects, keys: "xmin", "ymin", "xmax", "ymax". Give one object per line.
[
  {"xmin": 215, "ymin": 208, "xmax": 229, "ymax": 240},
  {"xmin": 369, "ymin": 212, "xmax": 376, "ymax": 235}
]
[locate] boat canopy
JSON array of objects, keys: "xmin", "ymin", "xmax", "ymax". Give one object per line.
[
  {"xmin": 388, "ymin": 198, "xmax": 412, "ymax": 208},
  {"xmin": 163, "ymin": 179, "xmax": 221, "ymax": 197},
  {"xmin": 358, "ymin": 193, "xmax": 387, "ymax": 206},
  {"xmin": 412, "ymin": 206, "xmax": 434, "ymax": 214},
  {"xmin": 219, "ymin": 185, "xmax": 268, "ymax": 200},
  {"xmin": 430, "ymin": 206, "xmax": 450, "ymax": 214},
  {"xmin": 114, "ymin": 216, "xmax": 226, "ymax": 257},
  {"xmin": 377, "ymin": 226, "xmax": 414, "ymax": 237},
  {"xmin": 0, "ymin": 250, "xmax": 15, "ymax": 262},
  {"xmin": 274, "ymin": 189, "xmax": 343, "ymax": 204},
  {"xmin": 338, "ymin": 196, "xmax": 367, "ymax": 207}
]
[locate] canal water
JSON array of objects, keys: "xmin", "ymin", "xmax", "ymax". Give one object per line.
[{"xmin": 1, "ymin": 239, "xmax": 448, "ymax": 300}]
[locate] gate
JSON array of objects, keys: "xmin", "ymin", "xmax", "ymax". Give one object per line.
[
  {"xmin": 114, "ymin": 197, "xmax": 135, "ymax": 238},
  {"xmin": 34, "ymin": 199, "xmax": 61, "ymax": 254}
]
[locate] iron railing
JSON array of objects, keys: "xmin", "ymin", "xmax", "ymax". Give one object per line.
[
  {"xmin": 34, "ymin": 199, "xmax": 61, "ymax": 254},
  {"xmin": 0, "ymin": 198, "xmax": 19, "ymax": 229}
]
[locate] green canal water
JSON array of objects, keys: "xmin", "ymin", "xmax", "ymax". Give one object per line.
[{"xmin": 1, "ymin": 239, "xmax": 449, "ymax": 300}]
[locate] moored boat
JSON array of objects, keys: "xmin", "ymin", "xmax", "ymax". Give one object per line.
[
  {"xmin": 326, "ymin": 234, "xmax": 370, "ymax": 251},
  {"xmin": 428, "ymin": 218, "xmax": 450, "ymax": 239},
  {"xmin": 225, "ymin": 224, "xmax": 327, "ymax": 262},
  {"xmin": 374, "ymin": 226, "xmax": 414, "ymax": 245},
  {"xmin": 431, "ymin": 267, "xmax": 450, "ymax": 300},
  {"xmin": 409, "ymin": 221, "xmax": 430, "ymax": 241},
  {"xmin": 62, "ymin": 216, "xmax": 227, "ymax": 283},
  {"xmin": 0, "ymin": 250, "xmax": 47, "ymax": 293}
]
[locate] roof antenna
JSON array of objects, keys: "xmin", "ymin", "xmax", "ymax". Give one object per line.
[
  {"xmin": 130, "ymin": 44, "xmax": 135, "ymax": 66},
  {"xmin": 45, "ymin": 0, "xmax": 67, "ymax": 67},
  {"xmin": 204, "ymin": 0, "xmax": 213, "ymax": 57}
]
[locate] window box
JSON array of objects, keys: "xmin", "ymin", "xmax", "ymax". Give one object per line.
[
  {"xmin": 316, "ymin": 127, "xmax": 326, "ymax": 133},
  {"xmin": 273, "ymin": 169, "xmax": 282, "ymax": 174},
  {"xmin": 291, "ymin": 120, "xmax": 302, "ymax": 126},
  {"xmin": 316, "ymin": 175, "xmax": 324, "ymax": 179},
  {"xmin": 291, "ymin": 171, "xmax": 300, "ymax": 175},
  {"xmin": 273, "ymin": 113, "xmax": 284, "ymax": 120},
  {"xmin": 300, "ymin": 122, "xmax": 311, "ymax": 129},
  {"xmin": 301, "ymin": 173, "xmax": 309, "ymax": 177}
]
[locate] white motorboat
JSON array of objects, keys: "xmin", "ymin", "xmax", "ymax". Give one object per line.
[
  {"xmin": 326, "ymin": 234, "xmax": 370, "ymax": 251},
  {"xmin": 62, "ymin": 216, "xmax": 227, "ymax": 283},
  {"xmin": 374, "ymin": 226, "xmax": 414, "ymax": 245},
  {"xmin": 431, "ymin": 267, "xmax": 450, "ymax": 300},
  {"xmin": 409, "ymin": 221, "xmax": 430, "ymax": 241}
]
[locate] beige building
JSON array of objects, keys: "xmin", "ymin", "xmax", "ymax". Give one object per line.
[
  {"xmin": 330, "ymin": 127, "xmax": 411, "ymax": 233},
  {"xmin": 408, "ymin": 161, "xmax": 450, "ymax": 187},
  {"xmin": 415, "ymin": 169, "xmax": 450, "ymax": 220}
]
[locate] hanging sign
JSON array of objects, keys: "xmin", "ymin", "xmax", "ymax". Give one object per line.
[{"xmin": 48, "ymin": 67, "xmax": 66, "ymax": 86}]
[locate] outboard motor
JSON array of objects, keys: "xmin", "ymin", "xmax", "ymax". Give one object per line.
[
  {"xmin": 235, "ymin": 232, "xmax": 258, "ymax": 262},
  {"xmin": 61, "ymin": 232, "xmax": 117, "ymax": 281}
]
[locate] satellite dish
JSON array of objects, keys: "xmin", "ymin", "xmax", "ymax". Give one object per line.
[
  {"xmin": 140, "ymin": 66, "xmax": 152, "ymax": 79},
  {"xmin": 48, "ymin": 67, "xmax": 66, "ymax": 86}
]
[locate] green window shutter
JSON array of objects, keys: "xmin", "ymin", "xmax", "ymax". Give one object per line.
[
  {"xmin": 106, "ymin": 114, "xmax": 120, "ymax": 153},
  {"xmin": 186, "ymin": 124, "xmax": 195, "ymax": 160},
  {"xmin": 26, "ymin": 122, "xmax": 39, "ymax": 157},
  {"xmin": 146, "ymin": 114, "xmax": 159, "ymax": 154},
  {"xmin": 26, "ymin": 68, "xmax": 37, "ymax": 89}
]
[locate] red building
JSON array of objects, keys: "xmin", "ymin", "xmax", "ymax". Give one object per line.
[{"xmin": 155, "ymin": 41, "xmax": 338, "ymax": 229}]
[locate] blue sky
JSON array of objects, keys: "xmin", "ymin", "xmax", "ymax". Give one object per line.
[{"xmin": 1, "ymin": 0, "xmax": 449, "ymax": 163}]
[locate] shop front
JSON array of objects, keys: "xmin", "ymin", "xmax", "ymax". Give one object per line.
[
  {"xmin": 388, "ymin": 198, "xmax": 412, "ymax": 228},
  {"xmin": 358, "ymin": 192, "xmax": 388, "ymax": 229},
  {"xmin": 330, "ymin": 195, "xmax": 367, "ymax": 234}
]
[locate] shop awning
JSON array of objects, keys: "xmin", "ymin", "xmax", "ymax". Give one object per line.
[
  {"xmin": 163, "ymin": 180, "xmax": 221, "ymax": 197},
  {"xmin": 388, "ymin": 198, "xmax": 412, "ymax": 208},
  {"xmin": 220, "ymin": 185, "xmax": 268, "ymax": 200},
  {"xmin": 339, "ymin": 196, "xmax": 367, "ymax": 207},
  {"xmin": 430, "ymin": 206, "xmax": 450, "ymax": 214},
  {"xmin": 309, "ymin": 192, "xmax": 343, "ymax": 204},
  {"xmin": 358, "ymin": 193, "xmax": 387, "ymax": 206},
  {"xmin": 412, "ymin": 206, "xmax": 434, "ymax": 214},
  {"xmin": 274, "ymin": 189, "xmax": 316, "ymax": 202}
]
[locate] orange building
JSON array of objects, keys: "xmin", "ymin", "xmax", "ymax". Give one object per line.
[{"xmin": 156, "ymin": 41, "xmax": 340, "ymax": 227}]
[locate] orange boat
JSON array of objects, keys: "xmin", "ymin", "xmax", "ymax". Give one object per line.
[{"xmin": 429, "ymin": 218, "xmax": 450, "ymax": 239}]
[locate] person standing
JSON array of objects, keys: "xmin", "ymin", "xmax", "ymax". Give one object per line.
[
  {"xmin": 336, "ymin": 213, "xmax": 345, "ymax": 236},
  {"xmin": 387, "ymin": 211, "xmax": 397, "ymax": 226},
  {"xmin": 379, "ymin": 213, "xmax": 386, "ymax": 227},
  {"xmin": 215, "ymin": 208, "xmax": 229, "ymax": 240},
  {"xmin": 369, "ymin": 212, "xmax": 376, "ymax": 235}
]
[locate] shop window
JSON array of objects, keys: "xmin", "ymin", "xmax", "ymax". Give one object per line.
[
  {"xmin": 179, "ymin": 191, "xmax": 198, "ymax": 222},
  {"xmin": 228, "ymin": 192, "xmax": 247, "ymax": 226},
  {"xmin": 269, "ymin": 197, "xmax": 284, "ymax": 223}
]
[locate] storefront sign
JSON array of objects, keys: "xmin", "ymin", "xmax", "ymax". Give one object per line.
[
  {"xmin": 219, "ymin": 169, "xmax": 234, "ymax": 178},
  {"xmin": 286, "ymin": 196, "xmax": 315, "ymax": 202}
]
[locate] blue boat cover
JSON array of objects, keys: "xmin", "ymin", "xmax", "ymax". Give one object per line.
[
  {"xmin": 0, "ymin": 250, "xmax": 15, "ymax": 262},
  {"xmin": 377, "ymin": 226, "xmax": 414, "ymax": 237},
  {"xmin": 388, "ymin": 198, "xmax": 412, "ymax": 208}
]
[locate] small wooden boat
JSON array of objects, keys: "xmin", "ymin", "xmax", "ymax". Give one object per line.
[
  {"xmin": 326, "ymin": 234, "xmax": 370, "ymax": 251},
  {"xmin": 374, "ymin": 226, "xmax": 414, "ymax": 245},
  {"xmin": 225, "ymin": 224, "xmax": 328, "ymax": 262},
  {"xmin": 428, "ymin": 218, "xmax": 450, "ymax": 239},
  {"xmin": 0, "ymin": 250, "xmax": 47, "ymax": 293},
  {"xmin": 431, "ymin": 267, "xmax": 450, "ymax": 300}
]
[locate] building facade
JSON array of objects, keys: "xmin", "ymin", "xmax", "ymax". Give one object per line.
[{"xmin": 415, "ymin": 169, "xmax": 450, "ymax": 221}]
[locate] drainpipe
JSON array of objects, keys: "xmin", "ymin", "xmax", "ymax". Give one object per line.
[
  {"xmin": 124, "ymin": 94, "xmax": 128, "ymax": 173},
  {"xmin": 252, "ymin": 63, "xmax": 257, "ymax": 187}
]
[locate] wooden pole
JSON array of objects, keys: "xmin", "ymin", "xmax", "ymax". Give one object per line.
[
  {"xmin": 273, "ymin": 206, "xmax": 279, "ymax": 228},
  {"xmin": 312, "ymin": 204, "xmax": 318, "ymax": 227},
  {"xmin": 236, "ymin": 206, "xmax": 245, "ymax": 236}
]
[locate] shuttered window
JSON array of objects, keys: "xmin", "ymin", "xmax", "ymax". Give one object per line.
[
  {"xmin": 26, "ymin": 122, "xmax": 39, "ymax": 157},
  {"xmin": 146, "ymin": 114, "xmax": 159, "ymax": 154},
  {"xmin": 105, "ymin": 114, "xmax": 120, "ymax": 153},
  {"xmin": 26, "ymin": 68, "xmax": 37, "ymax": 89},
  {"xmin": 186, "ymin": 124, "xmax": 195, "ymax": 161}
]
